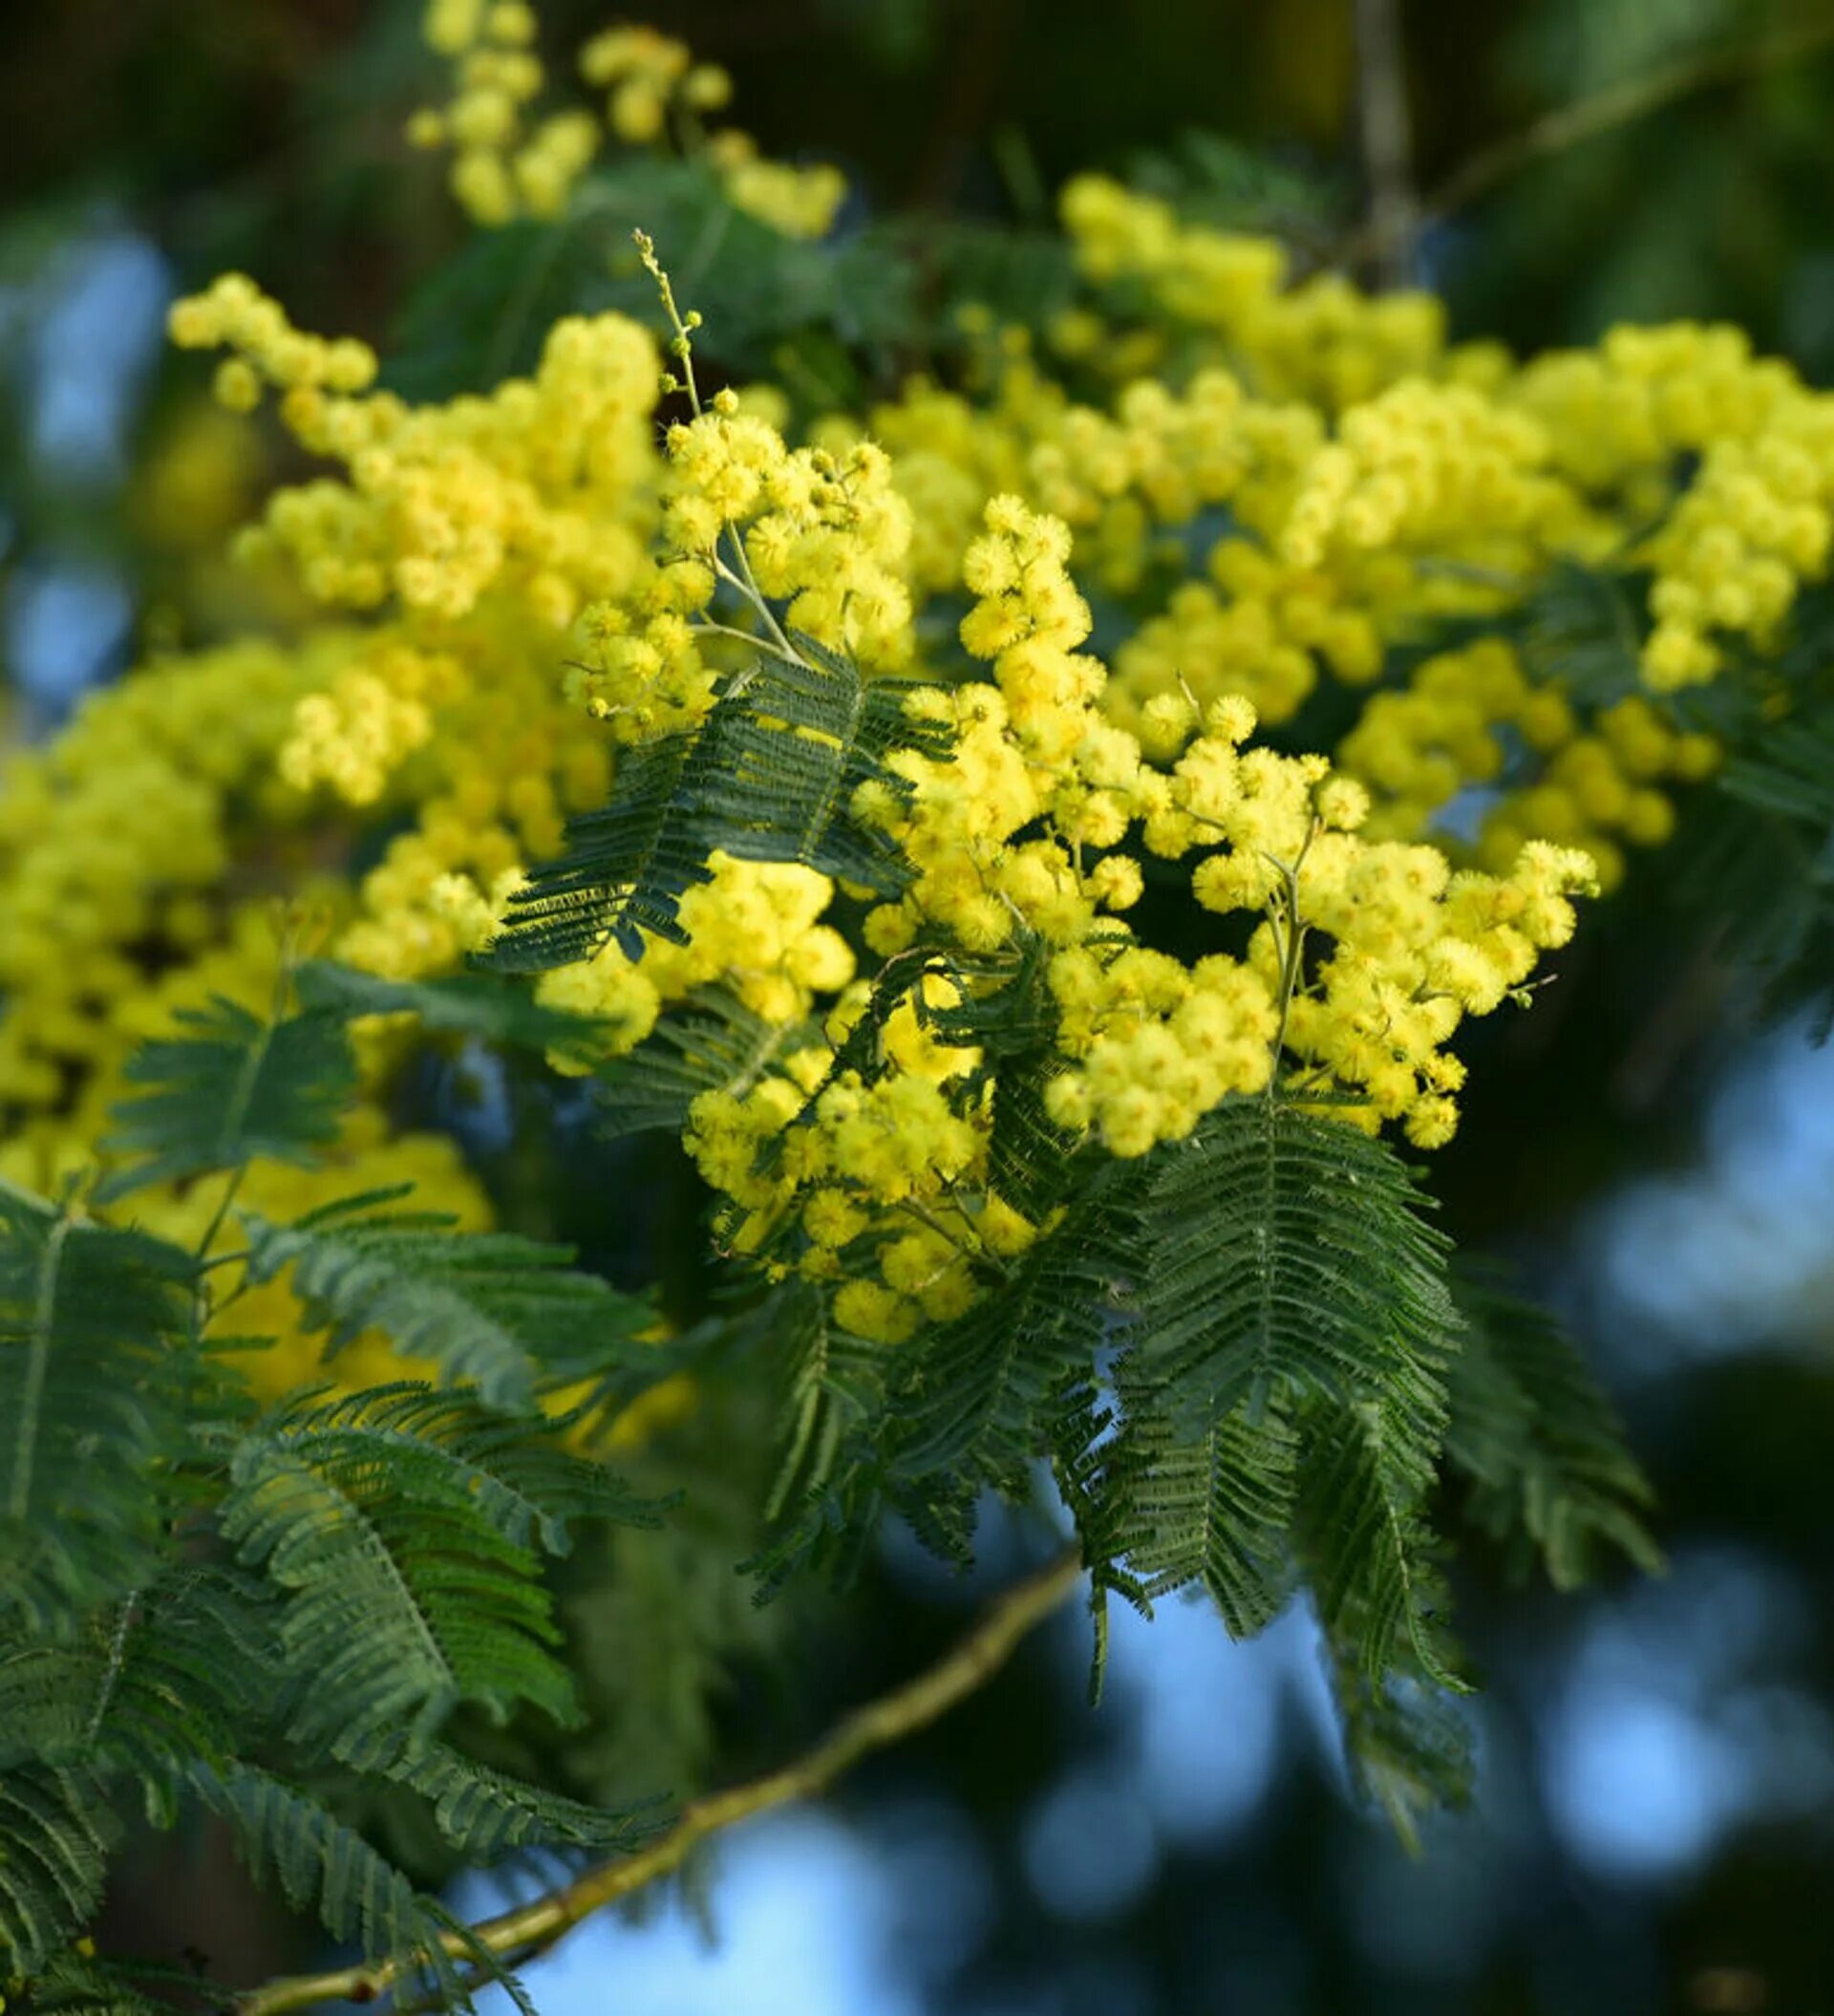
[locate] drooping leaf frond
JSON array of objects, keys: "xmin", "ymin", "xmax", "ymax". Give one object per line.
[
  {"xmin": 886, "ymin": 1162, "xmax": 1144, "ymax": 1549},
  {"xmin": 1292, "ymin": 1397, "xmax": 1461, "ymax": 1689},
  {"xmin": 1314, "ymin": 1616, "xmax": 1474, "ymax": 1853},
  {"xmin": 219, "ymin": 1384, "xmax": 654, "ymax": 1747},
  {"xmin": 0, "ymin": 1568, "xmax": 273, "ymax": 1809},
  {"xmin": 1126, "ymin": 1101, "xmax": 1456, "ymax": 1443},
  {"xmin": 0, "ymin": 1189, "xmax": 196, "ymax": 1629},
  {"xmin": 758, "ymin": 1280, "xmax": 885, "ymax": 1525},
  {"xmin": 189, "ymin": 1763, "xmax": 483, "ymax": 2007},
  {"xmin": 0, "ymin": 1763, "xmax": 116, "ymax": 1975},
  {"xmin": 1685, "ymin": 680, "xmax": 1834, "ymax": 1020},
  {"xmin": 480, "ymin": 645, "xmax": 945, "ymax": 972},
  {"xmin": 241, "ymin": 1196, "xmax": 657, "ymax": 1411},
  {"xmin": 331, "ymin": 1728, "xmax": 661, "ymax": 1862},
  {"xmin": 96, "ymin": 996, "xmax": 356, "ymax": 1200},
  {"xmin": 0, "ymin": 1948, "xmax": 192, "ymax": 2016},
  {"xmin": 477, "ymin": 730, "xmax": 693, "ymax": 973},
  {"xmin": 1445, "ymin": 1271, "xmax": 1660, "ymax": 1589},
  {"xmin": 1100, "ymin": 1397, "xmax": 1299, "ymax": 1638}
]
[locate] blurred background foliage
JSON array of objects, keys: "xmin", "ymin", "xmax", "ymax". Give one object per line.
[{"xmin": 7, "ymin": 1, "xmax": 1834, "ymax": 2011}]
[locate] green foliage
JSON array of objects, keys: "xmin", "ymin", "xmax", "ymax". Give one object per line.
[
  {"xmin": 1107, "ymin": 1103, "xmax": 1460, "ymax": 1696},
  {"xmin": 0, "ymin": 616, "xmax": 1667, "ymax": 2005},
  {"xmin": 389, "ymin": 159, "xmax": 917, "ymax": 402},
  {"xmin": 292, "ymin": 957, "xmax": 609, "ymax": 1060},
  {"xmin": 1445, "ymin": 1270, "xmax": 1661, "ymax": 1590},
  {"xmin": 0, "ymin": 1190, "xmax": 197, "ymax": 1631},
  {"xmin": 191, "ymin": 1763, "xmax": 483, "ymax": 2002},
  {"xmin": 595, "ymin": 985, "xmax": 806, "ymax": 1141},
  {"xmin": 481, "ymin": 643, "xmax": 947, "ymax": 973},
  {"xmin": 1711, "ymin": 695, "xmax": 1834, "ymax": 1019},
  {"xmin": 0, "ymin": 987, "xmax": 667, "ymax": 2005},
  {"xmin": 242, "ymin": 1195, "xmax": 657, "ymax": 1410},
  {"xmin": 96, "ymin": 996, "xmax": 356, "ymax": 1201},
  {"xmin": 0, "ymin": 1765, "xmax": 117, "ymax": 1977}
]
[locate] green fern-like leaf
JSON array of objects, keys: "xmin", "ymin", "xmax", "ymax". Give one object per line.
[
  {"xmin": 241, "ymin": 1196, "xmax": 657, "ymax": 1411},
  {"xmin": 292, "ymin": 958, "xmax": 607, "ymax": 1061},
  {"xmin": 595, "ymin": 985, "xmax": 807, "ymax": 1140},
  {"xmin": 331, "ymin": 1728, "xmax": 660, "ymax": 1862},
  {"xmin": 1120, "ymin": 1101, "xmax": 1458, "ymax": 1685},
  {"xmin": 1100, "ymin": 1397, "xmax": 1298, "ymax": 1638},
  {"xmin": 1, "ymin": 1950, "xmax": 206, "ymax": 2015},
  {"xmin": 0, "ymin": 1189, "xmax": 196, "ymax": 1629},
  {"xmin": 1445, "ymin": 1272, "xmax": 1660, "ymax": 1589},
  {"xmin": 219, "ymin": 1384, "xmax": 652, "ymax": 1748},
  {"xmin": 189, "ymin": 1763, "xmax": 487, "ymax": 2007},
  {"xmin": 1127, "ymin": 1101, "xmax": 1455, "ymax": 1441},
  {"xmin": 96, "ymin": 996, "xmax": 356, "ymax": 1201},
  {"xmin": 887, "ymin": 1162, "xmax": 1143, "ymax": 1541},
  {"xmin": 480, "ymin": 647, "xmax": 941, "ymax": 973},
  {"xmin": 1293, "ymin": 1397, "xmax": 1461, "ymax": 1689},
  {"xmin": 1315, "ymin": 1624, "xmax": 1473, "ymax": 1851},
  {"xmin": 759, "ymin": 1281, "xmax": 885, "ymax": 1525},
  {"xmin": 0, "ymin": 1763, "xmax": 117, "ymax": 1975}
]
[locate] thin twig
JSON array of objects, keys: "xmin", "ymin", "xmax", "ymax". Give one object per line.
[
  {"xmin": 1340, "ymin": 8, "xmax": 1834, "ymax": 271},
  {"xmin": 1354, "ymin": 0, "xmax": 1418, "ymax": 286},
  {"xmin": 236, "ymin": 1547, "xmax": 1085, "ymax": 2015}
]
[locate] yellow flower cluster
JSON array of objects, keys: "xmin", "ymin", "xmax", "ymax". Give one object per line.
[
  {"xmin": 1509, "ymin": 324, "xmax": 1834, "ymax": 690},
  {"xmin": 1059, "ymin": 174, "xmax": 1452, "ymax": 409},
  {"xmin": 568, "ymin": 395, "xmax": 917, "ymax": 730},
  {"xmin": 649, "ymin": 488, "xmax": 1599, "ymax": 1333},
  {"xmin": 24, "ymin": 42, "xmax": 1834, "ymax": 1392},
  {"xmin": 580, "ymin": 26, "xmax": 846, "ymax": 238},
  {"xmin": 409, "ymin": 7, "xmax": 845, "ymax": 239},
  {"xmin": 410, "ymin": 0, "xmax": 599, "ymax": 224},
  {"xmin": 171, "ymin": 290, "xmax": 660, "ymax": 628},
  {"xmin": 1641, "ymin": 418, "xmax": 1834, "ymax": 690},
  {"xmin": 0, "ymin": 640, "xmax": 326, "ymax": 1126},
  {"xmin": 1338, "ymin": 639, "xmax": 1717, "ymax": 886},
  {"xmin": 522, "ymin": 854, "xmax": 855, "ymax": 1069},
  {"xmin": 166, "ymin": 274, "xmax": 376, "ymax": 417},
  {"xmin": 1111, "ymin": 536, "xmax": 1385, "ymax": 738}
]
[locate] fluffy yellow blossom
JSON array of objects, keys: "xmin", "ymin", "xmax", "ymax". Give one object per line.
[{"xmin": 22, "ymin": 57, "xmax": 1828, "ymax": 1413}]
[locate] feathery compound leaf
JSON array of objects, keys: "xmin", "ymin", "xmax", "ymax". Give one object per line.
[
  {"xmin": 1719, "ymin": 707, "xmax": 1834, "ymax": 831},
  {"xmin": 595, "ymin": 984, "xmax": 806, "ymax": 1140},
  {"xmin": 188, "ymin": 1764, "xmax": 484, "ymax": 2006},
  {"xmin": 292, "ymin": 958, "xmax": 607, "ymax": 1061},
  {"xmin": 884, "ymin": 1163, "xmax": 1147, "ymax": 1555},
  {"xmin": 0, "ymin": 1572, "xmax": 272, "ymax": 1797},
  {"xmin": 0, "ymin": 1190, "xmax": 196, "ymax": 1629},
  {"xmin": 1445, "ymin": 1272, "xmax": 1660, "ymax": 1589},
  {"xmin": 3, "ymin": 1950, "xmax": 190, "ymax": 2015},
  {"xmin": 480, "ymin": 647, "xmax": 939, "ymax": 973},
  {"xmin": 0, "ymin": 1763, "xmax": 117, "ymax": 1975},
  {"xmin": 96, "ymin": 996, "xmax": 356, "ymax": 1201},
  {"xmin": 1100, "ymin": 1395, "xmax": 1298, "ymax": 1638},
  {"xmin": 241, "ymin": 1197, "xmax": 657, "ymax": 1411},
  {"xmin": 331, "ymin": 1728, "xmax": 661, "ymax": 1862},
  {"xmin": 220, "ymin": 1385, "xmax": 654, "ymax": 1747},
  {"xmin": 478, "ymin": 730, "xmax": 692, "ymax": 973},
  {"xmin": 1100, "ymin": 1101, "xmax": 1460, "ymax": 1694},
  {"xmin": 1130, "ymin": 1100, "xmax": 1455, "ymax": 1448},
  {"xmin": 1316, "ymin": 1628, "xmax": 1474, "ymax": 1852},
  {"xmin": 1293, "ymin": 1397, "xmax": 1461, "ymax": 1690},
  {"xmin": 759, "ymin": 1280, "xmax": 886, "ymax": 1525}
]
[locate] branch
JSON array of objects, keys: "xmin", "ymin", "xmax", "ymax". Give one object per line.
[
  {"xmin": 236, "ymin": 1547, "xmax": 1086, "ymax": 2015},
  {"xmin": 1354, "ymin": 0, "xmax": 1418, "ymax": 287},
  {"xmin": 1338, "ymin": 8, "xmax": 1834, "ymax": 270}
]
